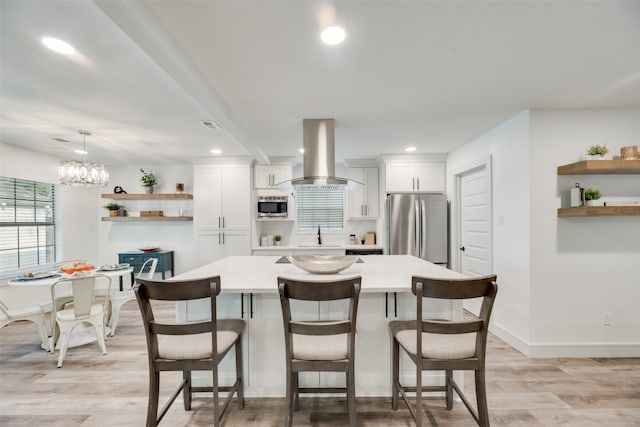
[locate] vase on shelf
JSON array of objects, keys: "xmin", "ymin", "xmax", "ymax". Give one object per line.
[
  {"xmin": 144, "ymin": 186, "xmax": 154, "ymax": 194},
  {"xmin": 583, "ymin": 154, "xmax": 605, "ymax": 161},
  {"xmin": 585, "ymin": 200, "xmax": 604, "ymax": 207}
]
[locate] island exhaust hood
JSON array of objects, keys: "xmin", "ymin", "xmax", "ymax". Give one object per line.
[{"xmin": 279, "ymin": 119, "xmax": 361, "ymax": 190}]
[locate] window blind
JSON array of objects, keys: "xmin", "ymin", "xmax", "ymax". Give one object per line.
[
  {"xmin": 0, "ymin": 177, "xmax": 56, "ymax": 271},
  {"xmin": 297, "ymin": 187, "xmax": 344, "ymax": 230}
]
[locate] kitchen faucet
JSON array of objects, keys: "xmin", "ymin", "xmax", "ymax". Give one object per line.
[{"xmin": 317, "ymin": 225, "xmax": 322, "ymax": 245}]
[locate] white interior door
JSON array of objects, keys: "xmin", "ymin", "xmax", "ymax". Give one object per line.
[{"xmin": 458, "ymin": 163, "xmax": 492, "ymax": 316}]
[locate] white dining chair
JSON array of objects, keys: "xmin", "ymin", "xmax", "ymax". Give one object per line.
[
  {"xmin": 0, "ymin": 298, "xmax": 52, "ymax": 352},
  {"xmin": 108, "ymin": 258, "xmax": 157, "ymax": 336},
  {"xmin": 51, "ymin": 275, "xmax": 112, "ymax": 367}
]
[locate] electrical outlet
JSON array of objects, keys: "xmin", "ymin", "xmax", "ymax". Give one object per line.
[{"xmin": 601, "ymin": 312, "xmax": 612, "ymax": 326}]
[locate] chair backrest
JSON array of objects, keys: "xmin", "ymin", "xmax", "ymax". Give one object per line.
[
  {"xmin": 411, "ymin": 275, "xmax": 498, "ymax": 359},
  {"xmin": 277, "ymin": 276, "xmax": 361, "ymax": 355},
  {"xmin": 134, "ymin": 276, "xmax": 220, "ymax": 360},
  {"xmin": 51, "ymin": 275, "xmax": 112, "ymax": 319},
  {"xmin": 138, "ymin": 258, "xmax": 158, "ymax": 279}
]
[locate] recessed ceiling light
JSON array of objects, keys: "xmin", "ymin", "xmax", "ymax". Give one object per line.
[
  {"xmin": 201, "ymin": 120, "xmax": 221, "ymax": 131},
  {"xmin": 405, "ymin": 146, "xmax": 417, "ymax": 152},
  {"xmin": 41, "ymin": 36, "xmax": 75, "ymax": 55},
  {"xmin": 321, "ymin": 26, "xmax": 346, "ymax": 45},
  {"xmin": 74, "ymin": 149, "xmax": 88, "ymax": 155},
  {"xmin": 299, "ymin": 148, "xmax": 305, "ymax": 154},
  {"xmin": 210, "ymin": 149, "xmax": 222, "ymax": 154}
]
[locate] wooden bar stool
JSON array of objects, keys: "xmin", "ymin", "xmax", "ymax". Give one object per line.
[{"xmin": 390, "ymin": 275, "xmax": 498, "ymax": 427}]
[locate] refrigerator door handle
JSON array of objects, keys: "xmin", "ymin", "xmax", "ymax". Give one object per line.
[
  {"xmin": 414, "ymin": 199, "xmax": 420, "ymax": 256},
  {"xmin": 420, "ymin": 199, "xmax": 428, "ymax": 259}
]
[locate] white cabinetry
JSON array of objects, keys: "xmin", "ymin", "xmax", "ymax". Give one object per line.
[
  {"xmin": 254, "ymin": 164, "xmax": 292, "ymax": 189},
  {"xmin": 194, "ymin": 229, "xmax": 251, "ymax": 266},
  {"xmin": 347, "ymin": 167, "xmax": 379, "ymax": 219},
  {"xmin": 385, "ymin": 162, "xmax": 445, "ymax": 193},
  {"xmin": 193, "ymin": 164, "xmax": 250, "ymax": 230},
  {"xmin": 193, "ymin": 163, "xmax": 251, "ymax": 268}
]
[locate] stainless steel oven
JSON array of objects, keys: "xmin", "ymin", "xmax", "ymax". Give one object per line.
[{"xmin": 257, "ymin": 196, "xmax": 288, "ymax": 217}]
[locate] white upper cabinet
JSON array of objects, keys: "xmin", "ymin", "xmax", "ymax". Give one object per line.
[
  {"xmin": 193, "ymin": 163, "xmax": 250, "ymax": 230},
  {"xmin": 347, "ymin": 167, "xmax": 379, "ymax": 219},
  {"xmin": 385, "ymin": 162, "xmax": 445, "ymax": 193},
  {"xmin": 254, "ymin": 164, "xmax": 292, "ymax": 189}
]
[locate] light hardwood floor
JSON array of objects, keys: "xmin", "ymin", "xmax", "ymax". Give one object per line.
[{"xmin": 1, "ymin": 302, "xmax": 639, "ymax": 426}]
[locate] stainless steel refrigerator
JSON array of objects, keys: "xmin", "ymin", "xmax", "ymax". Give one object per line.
[{"xmin": 386, "ymin": 193, "xmax": 448, "ymax": 265}]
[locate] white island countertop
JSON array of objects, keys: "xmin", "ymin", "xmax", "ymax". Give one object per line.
[{"xmin": 172, "ymin": 255, "xmax": 465, "ymax": 293}]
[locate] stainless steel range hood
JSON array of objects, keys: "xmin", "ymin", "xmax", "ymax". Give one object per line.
[{"xmin": 279, "ymin": 119, "xmax": 361, "ymax": 190}]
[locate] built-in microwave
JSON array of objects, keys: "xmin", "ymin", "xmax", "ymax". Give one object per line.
[{"xmin": 257, "ymin": 196, "xmax": 288, "ymax": 218}]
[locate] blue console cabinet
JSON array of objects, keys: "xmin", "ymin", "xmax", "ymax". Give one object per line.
[{"xmin": 118, "ymin": 250, "xmax": 174, "ymax": 279}]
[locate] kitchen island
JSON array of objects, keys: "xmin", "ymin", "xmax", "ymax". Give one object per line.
[{"xmin": 173, "ymin": 255, "xmax": 466, "ymax": 396}]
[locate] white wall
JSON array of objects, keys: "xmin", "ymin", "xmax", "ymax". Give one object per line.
[
  {"xmin": 0, "ymin": 142, "xmax": 99, "ymax": 262},
  {"xmin": 447, "ymin": 109, "xmax": 640, "ymax": 357},
  {"xmin": 97, "ymin": 164, "xmax": 194, "ymax": 274},
  {"xmin": 529, "ymin": 109, "xmax": 640, "ymax": 357},
  {"xmin": 0, "ymin": 142, "xmax": 99, "ymax": 306},
  {"xmin": 446, "ymin": 111, "xmax": 532, "ymax": 351}
]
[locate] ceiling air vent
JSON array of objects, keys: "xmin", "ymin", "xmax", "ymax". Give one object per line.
[{"xmin": 200, "ymin": 120, "xmax": 221, "ymax": 131}]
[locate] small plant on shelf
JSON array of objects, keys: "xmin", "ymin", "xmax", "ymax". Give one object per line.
[
  {"xmin": 274, "ymin": 235, "xmax": 282, "ymax": 245},
  {"xmin": 586, "ymin": 144, "xmax": 608, "ymax": 156},
  {"xmin": 104, "ymin": 203, "xmax": 124, "ymax": 217},
  {"xmin": 140, "ymin": 168, "xmax": 158, "ymax": 193},
  {"xmin": 584, "ymin": 188, "xmax": 603, "ymax": 206},
  {"xmin": 584, "ymin": 188, "xmax": 601, "ymax": 200}
]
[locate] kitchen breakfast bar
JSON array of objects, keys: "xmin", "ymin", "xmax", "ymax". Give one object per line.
[{"xmin": 171, "ymin": 255, "xmax": 466, "ymax": 397}]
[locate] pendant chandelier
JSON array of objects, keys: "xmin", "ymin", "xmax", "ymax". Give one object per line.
[{"xmin": 58, "ymin": 130, "xmax": 109, "ymax": 187}]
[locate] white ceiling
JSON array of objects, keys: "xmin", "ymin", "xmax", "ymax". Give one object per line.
[{"xmin": 1, "ymin": 0, "xmax": 639, "ymax": 167}]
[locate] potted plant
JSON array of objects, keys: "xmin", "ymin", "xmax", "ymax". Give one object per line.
[
  {"xmin": 274, "ymin": 235, "xmax": 282, "ymax": 246},
  {"xmin": 104, "ymin": 203, "xmax": 124, "ymax": 217},
  {"xmin": 584, "ymin": 144, "xmax": 608, "ymax": 160},
  {"xmin": 584, "ymin": 188, "xmax": 603, "ymax": 206},
  {"xmin": 140, "ymin": 168, "xmax": 158, "ymax": 193}
]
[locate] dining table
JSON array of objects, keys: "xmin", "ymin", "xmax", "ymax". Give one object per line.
[{"xmin": 7, "ymin": 264, "xmax": 134, "ymax": 350}]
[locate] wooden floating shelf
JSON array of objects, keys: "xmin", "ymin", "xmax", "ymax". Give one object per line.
[
  {"xmin": 101, "ymin": 216, "xmax": 193, "ymax": 222},
  {"xmin": 557, "ymin": 160, "xmax": 640, "ymax": 175},
  {"xmin": 557, "ymin": 206, "xmax": 640, "ymax": 217},
  {"xmin": 101, "ymin": 193, "xmax": 193, "ymax": 199}
]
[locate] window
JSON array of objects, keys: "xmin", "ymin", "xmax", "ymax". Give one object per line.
[
  {"xmin": 0, "ymin": 177, "xmax": 56, "ymax": 272},
  {"xmin": 297, "ymin": 187, "xmax": 344, "ymax": 230}
]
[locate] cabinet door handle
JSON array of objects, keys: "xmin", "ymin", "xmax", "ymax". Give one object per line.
[
  {"xmin": 250, "ymin": 293, "xmax": 254, "ymax": 319},
  {"xmin": 241, "ymin": 293, "xmax": 245, "ymax": 318},
  {"xmin": 365, "ymin": 205, "xmax": 368, "ymax": 216},
  {"xmin": 222, "ymin": 233, "xmax": 225, "ymax": 245},
  {"xmin": 218, "ymin": 233, "xmax": 221, "ymax": 245},
  {"xmin": 223, "ymin": 217, "xmax": 225, "ymax": 228},
  {"xmin": 218, "ymin": 216, "xmax": 221, "ymax": 228},
  {"xmin": 416, "ymin": 177, "xmax": 420, "ymax": 190},
  {"xmin": 412, "ymin": 177, "xmax": 415, "ymax": 190}
]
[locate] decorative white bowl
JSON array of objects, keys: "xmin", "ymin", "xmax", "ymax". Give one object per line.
[{"xmin": 288, "ymin": 255, "xmax": 358, "ymax": 274}]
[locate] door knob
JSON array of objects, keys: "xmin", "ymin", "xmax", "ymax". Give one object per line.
[{"xmin": 460, "ymin": 246, "xmax": 465, "ymax": 252}]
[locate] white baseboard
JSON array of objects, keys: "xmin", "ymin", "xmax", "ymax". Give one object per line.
[
  {"xmin": 490, "ymin": 322, "xmax": 640, "ymax": 358},
  {"xmin": 528, "ymin": 342, "xmax": 640, "ymax": 358},
  {"xmin": 489, "ymin": 322, "xmax": 531, "ymax": 356}
]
